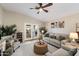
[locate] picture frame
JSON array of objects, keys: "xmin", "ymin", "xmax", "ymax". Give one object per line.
[{"xmin": 51, "ymin": 21, "xmax": 64, "ymax": 28}]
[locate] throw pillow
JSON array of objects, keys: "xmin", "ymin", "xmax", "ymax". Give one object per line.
[
  {"xmin": 44, "ymin": 33, "xmax": 49, "ymax": 37},
  {"xmin": 58, "ymin": 36, "xmax": 65, "ymax": 41},
  {"xmin": 49, "ymin": 35, "xmax": 56, "ymax": 39}
]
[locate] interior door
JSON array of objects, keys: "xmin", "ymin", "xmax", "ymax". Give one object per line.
[
  {"xmin": 26, "ymin": 24, "xmax": 31, "ymax": 39},
  {"xmin": 24, "ymin": 23, "xmax": 39, "ymax": 40}
]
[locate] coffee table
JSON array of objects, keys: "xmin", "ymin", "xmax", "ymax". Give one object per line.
[{"xmin": 34, "ymin": 42, "xmax": 48, "ymax": 55}]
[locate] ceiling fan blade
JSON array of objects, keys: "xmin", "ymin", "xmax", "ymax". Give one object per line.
[
  {"xmin": 37, "ymin": 11, "xmax": 40, "ymax": 14},
  {"xmin": 43, "ymin": 9, "xmax": 48, "ymax": 13},
  {"xmin": 42, "ymin": 3, "xmax": 53, "ymax": 8},
  {"xmin": 35, "ymin": 6, "xmax": 40, "ymax": 9},
  {"xmin": 38, "ymin": 3, "xmax": 42, "ymax": 7},
  {"xmin": 30, "ymin": 8, "xmax": 34, "ymax": 9}
]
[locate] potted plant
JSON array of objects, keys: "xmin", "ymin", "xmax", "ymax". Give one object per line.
[
  {"xmin": 39, "ymin": 27, "xmax": 47, "ymax": 35},
  {"xmin": 0, "ymin": 24, "xmax": 17, "ymax": 38},
  {"xmin": 38, "ymin": 27, "xmax": 47, "ymax": 44}
]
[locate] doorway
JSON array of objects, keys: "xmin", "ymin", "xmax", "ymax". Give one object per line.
[{"xmin": 24, "ymin": 23, "xmax": 39, "ymax": 41}]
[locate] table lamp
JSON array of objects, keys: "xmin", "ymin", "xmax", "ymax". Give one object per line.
[{"xmin": 69, "ymin": 32, "xmax": 78, "ymax": 42}]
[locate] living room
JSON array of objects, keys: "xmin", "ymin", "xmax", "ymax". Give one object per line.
[{"xmin": 0, "ymin": 3, "xmax": 79, "ymax": 56}]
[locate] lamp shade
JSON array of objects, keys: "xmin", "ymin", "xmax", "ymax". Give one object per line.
[{"xmin": 69, "ymin": 32, "xmax": 78, "ymax": 39}]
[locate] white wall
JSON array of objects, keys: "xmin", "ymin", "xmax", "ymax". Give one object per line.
[
  {"xmin": 46, "ymin": 13, "xmax": 79, "ymax": 34},
  {"xmin": 0, "ymin": 6, "xmax": 3, "ymax": 25},
  {"xmin": 3, "ymin": 7, "xmax": 79, "ymax": 39},
  {"xmin": 3, "ymin": 10, "xmax": 44, "ymax": 31},
  {"xmin": 2, "ymin": 10, "xmax": 44, "ymax": 41}
]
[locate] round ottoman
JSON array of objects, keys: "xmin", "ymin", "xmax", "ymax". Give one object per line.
[{"xmin": 34, "ymin": 42, "xmax": 48, "ymax": 55}]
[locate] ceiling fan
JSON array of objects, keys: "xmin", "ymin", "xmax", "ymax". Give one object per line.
[{"xmin": 30, "ymin": 3, "xmax": 53, "ymax": 14}]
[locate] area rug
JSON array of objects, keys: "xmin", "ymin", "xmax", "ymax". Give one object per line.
[{"xmin": 12, "ymin": 40, "xmax": 58, "ymax": 56}]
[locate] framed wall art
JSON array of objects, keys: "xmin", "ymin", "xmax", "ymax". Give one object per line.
[{"xmin": 51, "ymin": 21, "xmax": 64, "ymax": 28}]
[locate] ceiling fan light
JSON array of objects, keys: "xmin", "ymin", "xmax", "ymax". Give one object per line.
[{"xmin": 39, "ymin": 8, "xmax": 43, "ymax": 12}]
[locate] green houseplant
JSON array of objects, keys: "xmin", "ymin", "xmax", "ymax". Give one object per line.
[
  {"xmin": 39, "ymin": 27, "xmax": 47, "ymax": 35},
  {"xmin": 0, "ymin": 24, "xmax": 17, "ymax": 37},
  {"xmin": 0, "ymin": 25, "xmax": 17, "ymax": 56}
]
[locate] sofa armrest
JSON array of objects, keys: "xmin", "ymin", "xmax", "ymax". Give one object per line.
[
  {"xmin": 13, "ymin": 42, "xmax": 20, "ymax": 51},
  {"xmin": 45, "ymin": 52, "xmax": 52, "ymax": 56},
  {"xmin": 45, "ymin": 48, "xmax": 71, "ymax": 56}
]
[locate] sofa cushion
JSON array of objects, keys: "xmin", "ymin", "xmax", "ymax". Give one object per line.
[
  {"xmin": 45, "ymin": 48, "xmax": 71, "ymax": 56},
  {"xmin": 50, "ymin": 38, "xmax": 60, "ymax": 45},
  {"xmin": 55, "ymin": 33, "xmax": 68, "ymax": 40},
  {"xmin": 52, "ymin": 48, "xmax": 71, "ymax": 56}
]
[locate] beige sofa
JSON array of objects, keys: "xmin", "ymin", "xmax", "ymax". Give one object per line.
[
  {"xmin": 43, "ymin": 37, "xmax": 61, "ymax": 48},
  {"xmin": 43, "ymin": 33, "xmax": 68, "ymax": 48}
]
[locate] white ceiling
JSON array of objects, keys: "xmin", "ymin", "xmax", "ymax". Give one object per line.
[{"xmin": 1, "ymin": 3, "xmax": 79, "ymax": 22}]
